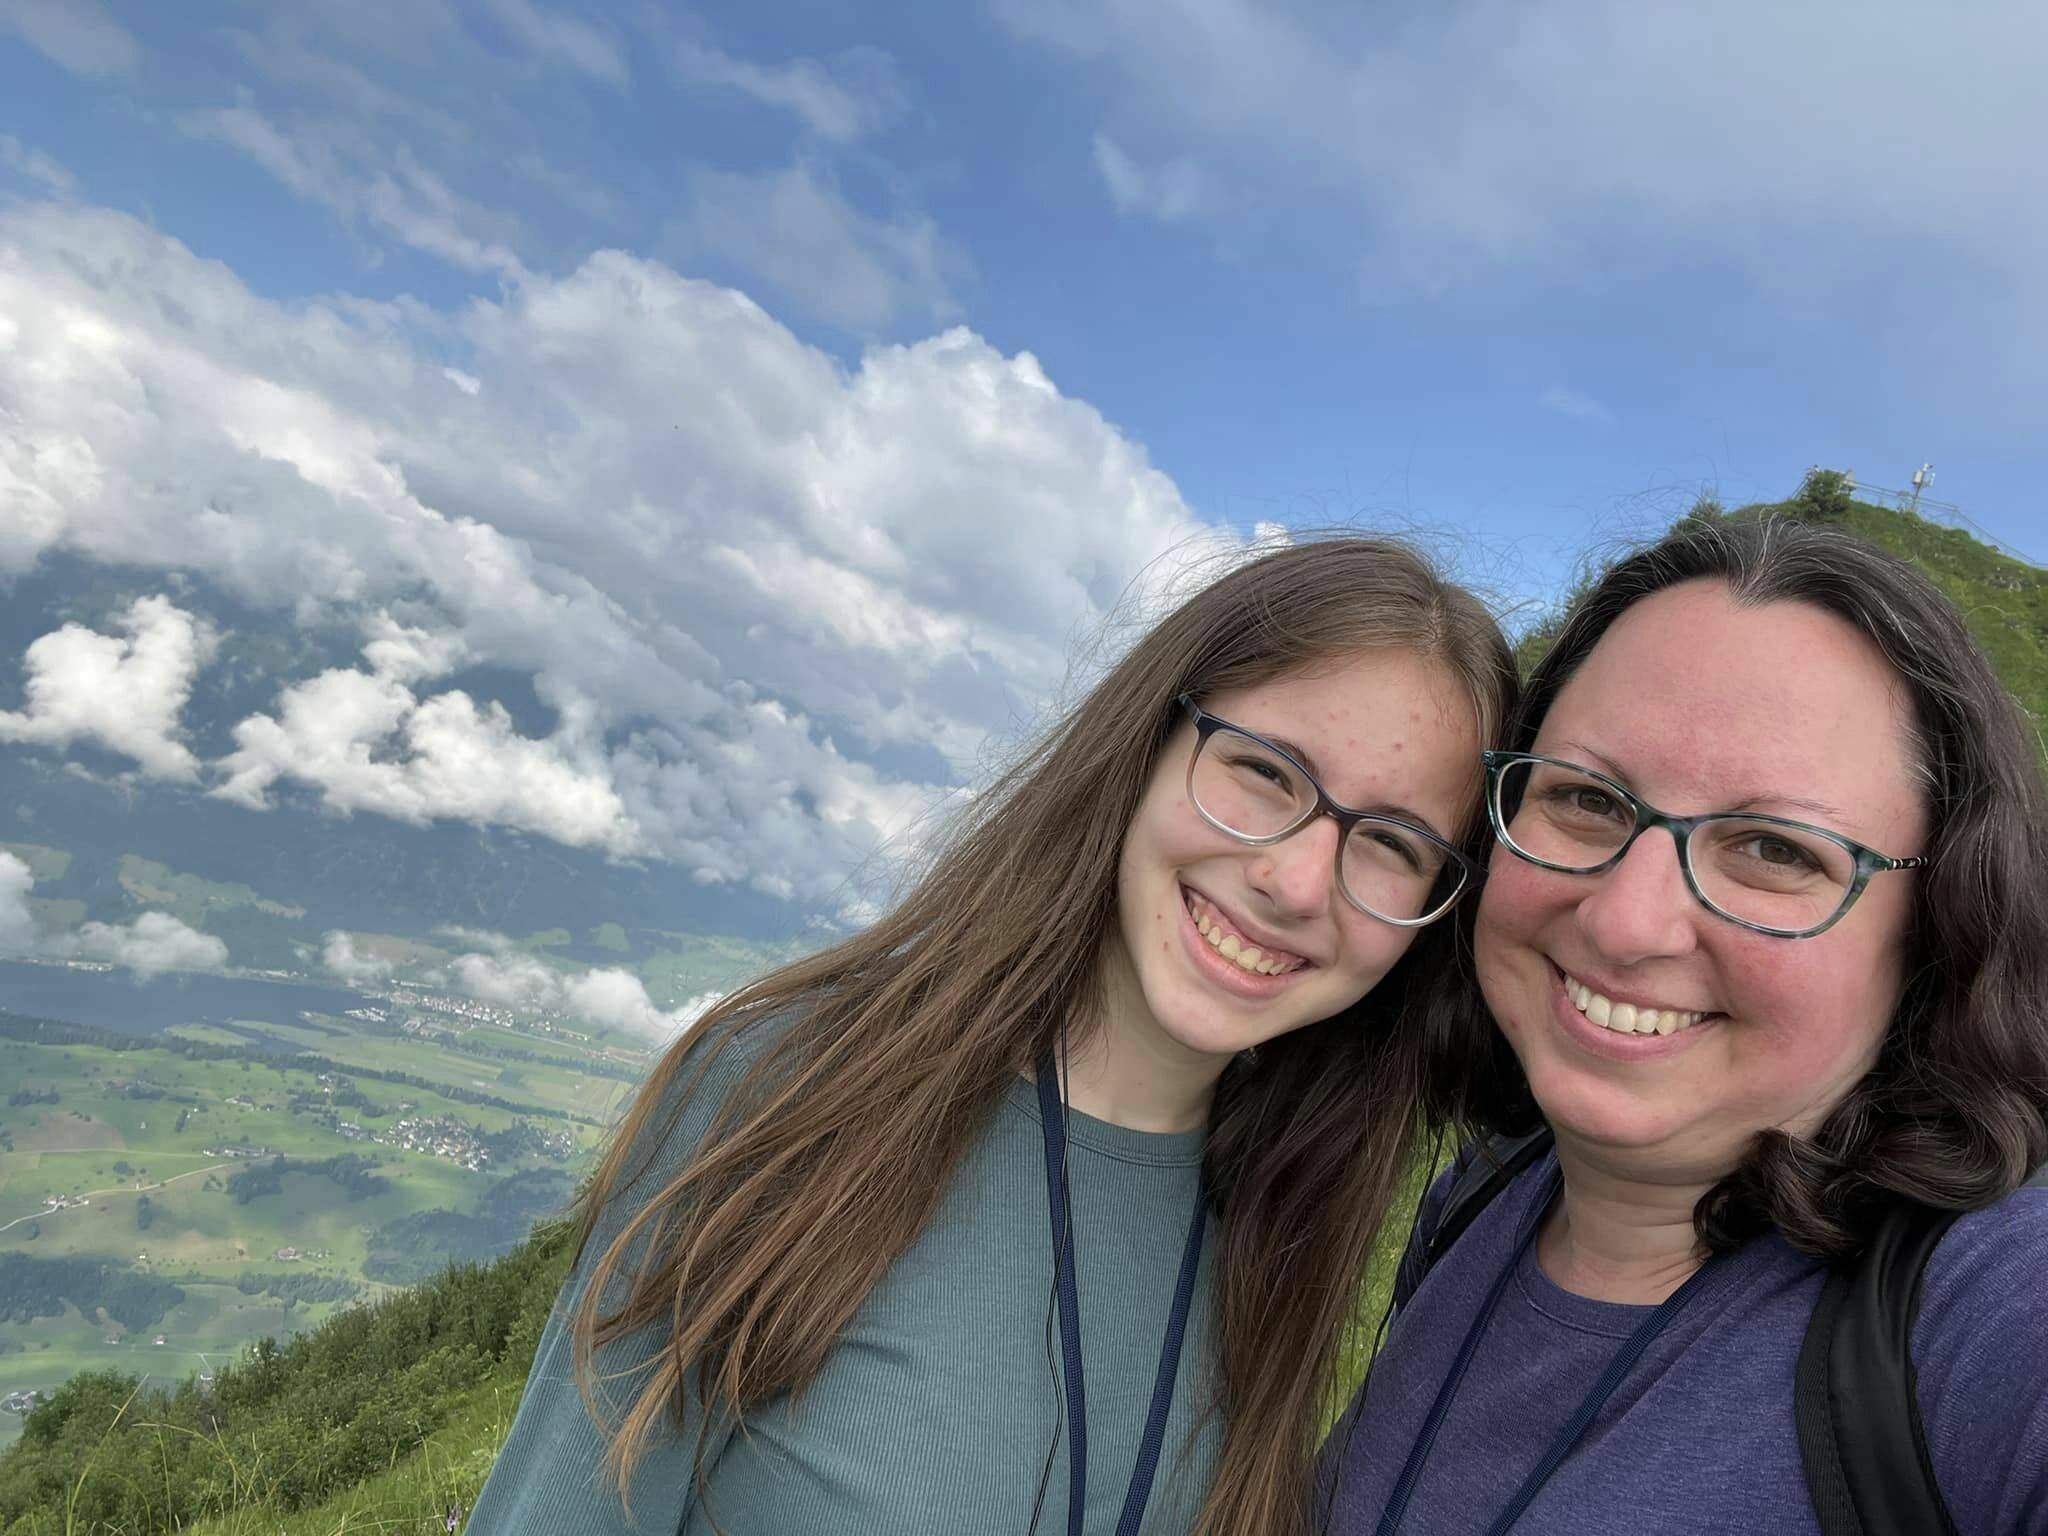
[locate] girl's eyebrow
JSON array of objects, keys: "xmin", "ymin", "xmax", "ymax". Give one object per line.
[
  {"xmin": 1259, "ymin": 728, "xmax": 1451, "ymax": 838},
  {"xmin": 1552, "ymin": 739, "xmax": 1849, "ymax": 824}
]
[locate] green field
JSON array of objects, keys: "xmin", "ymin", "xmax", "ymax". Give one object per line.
[{"xmin": 0, "ymin": 1002, "xmax": 652, "ymax": 1454}]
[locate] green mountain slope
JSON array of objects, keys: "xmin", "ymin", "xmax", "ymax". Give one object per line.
[{"xmin": 1519, "ymin": 482, "xmax": 2048, "ymax": 744}]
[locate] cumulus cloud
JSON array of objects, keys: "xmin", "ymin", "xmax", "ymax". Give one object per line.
[
  {"xmin": 0, "ymin": 596, "xmax": 218, "ymax": 780},
  {"xmin": 0, "ymin": 851, "xmax": 34, "ymax": 953},
  {"xmin": 70, "ymin": 911, "xmax": 230, "ymax": 980},
  {"xmin": 448, "ymin": 946, "xmax": 703, "ymax": 1038},
  {"xmin": 215, "ymin": 663, "xmax": 642, "ymax": 856},
  {"xmin": 0, "ymin": 852, "xmax": 225, "ymax": 975},
  {"xmin": 0, "ymin": 201, "xmax": 1220, "ymax": 908},
  {"xmin": 321, "ymin": 930, "xmax": 395, "ymax": 985}
]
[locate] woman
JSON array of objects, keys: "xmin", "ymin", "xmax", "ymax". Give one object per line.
[
  {"xmin": 469, "ymin": 536, "xmax": 1517, "ymax": 1536},
  {"xmin": 1324, "ymin": 515, "xmax": 2048, "ymax": 1533}
]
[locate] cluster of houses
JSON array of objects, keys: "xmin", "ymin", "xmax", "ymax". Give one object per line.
[
  {"xmin": 330, "ymin": 1114, "xmax": 490, "ymax": 1171},
  {"xmin": 2, "ymin": 1389, "xmax": 46, "ymax": 1416}
]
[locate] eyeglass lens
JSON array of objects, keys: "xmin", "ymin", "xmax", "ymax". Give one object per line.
[
  {"xmin": 1189, "ymin": 727, "xmax": 1461, "ymax": 921},
  {"xmin": 1493, "ymin": 757, "xmax": 1856, "ymax": 933}
]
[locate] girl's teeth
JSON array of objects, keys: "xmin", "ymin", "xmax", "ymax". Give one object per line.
[{"xmin": 1186, "ymin": 893, "xmax": 1303, "ymax": 976}]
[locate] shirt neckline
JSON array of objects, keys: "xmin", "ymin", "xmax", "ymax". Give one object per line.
[{"xmin": 1001, "ymin": 1076, "xmax": 1209, "ymax": 1167}]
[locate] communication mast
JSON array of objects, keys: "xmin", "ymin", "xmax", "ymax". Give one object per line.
[{"xmin": 1909, "ymin": 463, "xmax": 1934, "ymax": 513}]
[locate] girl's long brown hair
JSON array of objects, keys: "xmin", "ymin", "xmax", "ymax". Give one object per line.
[{"xmin": 569, "ymin": 534, "xmax": 1517, "ymax": 1536}]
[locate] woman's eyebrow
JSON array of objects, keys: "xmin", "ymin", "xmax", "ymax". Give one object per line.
[
  {"xmin": 1722, "ymin": 793, "xmax": 1852, "ymax": 823},
  {"xmin": 1552, "ymin": 740, "xmax": 1850, "ymax": 823}
]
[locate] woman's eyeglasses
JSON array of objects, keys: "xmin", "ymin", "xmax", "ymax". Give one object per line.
[{"xmin": 1482, "ymin": 751, "xmax": 1929, "ymax": 939}]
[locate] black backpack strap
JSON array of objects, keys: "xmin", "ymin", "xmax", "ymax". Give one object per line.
[
  {"xmin": 1392, "ymin": 1127, "xmax": 1554, "ymax": 1313},
  {"xmin": 1796, "ymin": 1162, "xmax": 2048, "ymax": 1536}
]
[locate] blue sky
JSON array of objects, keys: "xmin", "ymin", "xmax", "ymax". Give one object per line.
[
  {"xmin": 9, "ymin": 0, "xmax": 2042, "ymax": 580},
  {"xmin": 1, "ymin": 0, "xmax": 2044, "ymax": 934}
]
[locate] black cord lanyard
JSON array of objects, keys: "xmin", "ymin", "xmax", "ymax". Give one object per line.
[
  {"xmin": 1035, "ymin": 1057, "xmax": 1209, "ymax": 1536},
  {"xmin": 1376, "ymin": 1165, "xmax": 1722, "ymax": 1536}
]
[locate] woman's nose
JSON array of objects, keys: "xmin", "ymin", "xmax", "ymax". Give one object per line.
[{"xmin": 1574, "ymin": 827, "xmax": 1700, "ymax": 964}]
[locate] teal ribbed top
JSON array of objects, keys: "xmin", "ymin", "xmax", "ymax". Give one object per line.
[{"xmin": 468, "ymin": 1021, "xmax": 1222, "ymax": 1535}]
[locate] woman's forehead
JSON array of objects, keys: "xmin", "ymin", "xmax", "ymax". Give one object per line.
[{"xmin": 1540, "ymin": 583, "xmax": 1923, "ymax": 831}]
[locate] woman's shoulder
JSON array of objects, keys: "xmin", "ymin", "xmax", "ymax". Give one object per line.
[
  {"xmin": 1911, "ymin": 1179, "xmax": 2048, "ymax": 1531},
  {"xmin": 1916, "ymin": 1175, "xmax": 2048, "ymax": 1346}
]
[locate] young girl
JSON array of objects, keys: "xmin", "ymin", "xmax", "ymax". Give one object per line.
[{"xmin": 468, "ymin": 536, "xmax": 1516, "ymax": 1536}]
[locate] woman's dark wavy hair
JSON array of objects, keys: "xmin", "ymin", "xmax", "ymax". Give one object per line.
[{"xmin": 1441, "ymin": 513, "xmax": 2048, "ymax": 1259}]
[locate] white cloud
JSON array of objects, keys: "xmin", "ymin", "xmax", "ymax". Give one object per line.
[
  {"xmin": 177, "ymin": 107, "xmax": 526, "ymax": 276},
  {"xmin": 0, "ymin": 0, "xmax": 139, "ymax": 78},
  {"xmin": 0, "ymin": 851, "xmax": 34, "ymax": 953},
  {"xmin": 0, "ymin": 200, "xmax": 1219, "ymax": 908},
  {"xmin": 70, "ymin": 911, "xmax": 230, "ymax": 980},
  {"xmin": 672, "ymin": 159, "xmax": 958, "ymax": 333},
  {"xmin": 449, "ymin": 948, "xmax": 699, "ymax": 1038},
  {"xmin": 674, "ymin": 38, "xmax": 905, "ymax": 143},
  {"xmin": 483, "ymin": 0, "xmax": 627, "ymax": 88},
  {"xmin": 0, "ymin": 135, "xmax": 76, "ymax": 194},
  {"xmin": 996, "ymin": 0, "xmax": 2048, "ymax": 313},
  {"xmin": 215, "ymin": 663, "xmax": 641, "ymax": 856},
  {"xmin": 1540, "ymin": 385, "xmax": 1612, "ymax": 425},
  {"xmin": 1093, "ymin": 135, "xmax": 1219, "ymax": 224},
  {"xmin": 321, "ymin": 930, "xmax": 394, "ymax": 984},
  {"xmin": 0, "ymin": 596, "xmax": 218, "ymax": 781},
  {"xmin": 0, "ymin": 851, "xmax": 225, "ymax": 976}
]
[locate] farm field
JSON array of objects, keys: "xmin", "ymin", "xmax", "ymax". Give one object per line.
[{"xmin": 0, "ymin": 998, "xmax": 656, "ymax": 1451}]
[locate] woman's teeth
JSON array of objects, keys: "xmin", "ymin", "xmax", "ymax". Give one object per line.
[
  {"xmin": 1563, "ymin": 972, "xmax": 1708, "ymax": 1037},
  {"xmin": 1187, "ymin": 893, "xmax": 1305, "ymax": 977}
]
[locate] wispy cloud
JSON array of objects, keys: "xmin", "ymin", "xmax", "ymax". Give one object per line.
[
  {"xmin": 1540, "ymin": 385, "xmax": 1613, "ymax": 425},
  {"xmin": 1093, "ymin": 135, "xmax": 1220, "ymax": 224},
  {"xmin": 674, "ymin": 37, "xmax": 905, "ymax": 143},
  {"xmin": 670, "ymin": 158, "xmax": 959, "ymax": 333},
  {"xmin": 0, "ymin": 0, "xmax": 139, "ymax": 78},
  {"xmin": 483, "ymin": 0, "xmax": 628, "ymax": 89},
  {"xmin": 0, "ymin": 134, "xmax": 77, "ymax": 194},
  {"xmin": 177, "ymin": 107, "xmax": 527, "ymax": 275}
]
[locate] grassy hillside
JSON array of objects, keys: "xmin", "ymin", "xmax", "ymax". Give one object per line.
[{"xmin": 0, "ymin": 1221, "xmax": 574, "ymax": 1535}]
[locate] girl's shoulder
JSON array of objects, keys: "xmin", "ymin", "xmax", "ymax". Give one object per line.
[{"xmin": 609, "ymin": 1005, "xmax": 802, "ymax": 1200}]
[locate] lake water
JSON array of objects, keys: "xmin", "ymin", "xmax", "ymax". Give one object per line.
[{"xmin": 0, "ymin": 960, "xmax": 373, "ymax": 1040}]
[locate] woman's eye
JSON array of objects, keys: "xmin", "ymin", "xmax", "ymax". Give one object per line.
[{"xmin": 1742, "ymin": 835, "xmax": 1815, "ymax": 869}]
